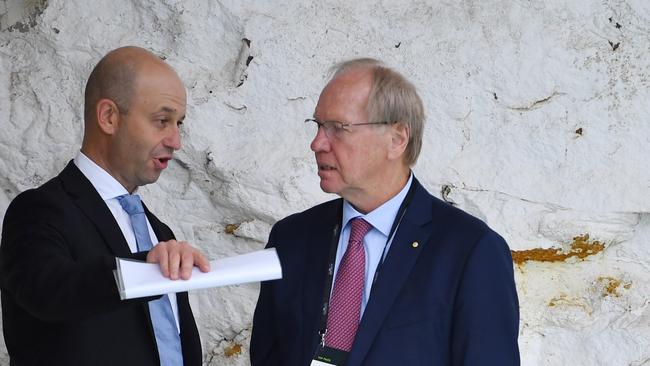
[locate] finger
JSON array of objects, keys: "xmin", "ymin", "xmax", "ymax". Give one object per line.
[
  {"xmin": 146, "ymin": 249, "xmax": 157, "ymax": 263},
  {"xmin": 195, "ymin": 251, "xmax": 211, "ymax": 273},
  {"xmin": 156, "ymin": 244, "xmax": 170, "ymax": 278},
  {"xmin": 180, "ymin": 249, "xmax": 194, "ymax": 280},
  {"xmin": 168, "ymin": 243, "xmax": 181, "ymax": 280}
]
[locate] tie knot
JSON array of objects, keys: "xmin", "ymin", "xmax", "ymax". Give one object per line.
[
  {"xmin": 349, "ymin": 217, "xmax": 372, "ymax": 244},
  {"xmin": 116, "ymin": 194, "xmax": 145, "ymax": 215}
]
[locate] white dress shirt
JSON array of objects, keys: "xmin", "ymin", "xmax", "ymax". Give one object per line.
[
  {"xmin": 334, "ymin": 173, "xmax": 414, "ymax": 316},
  {"xmin": 74, "ymin": 151, "xmax": 180, "ymax": 332}
]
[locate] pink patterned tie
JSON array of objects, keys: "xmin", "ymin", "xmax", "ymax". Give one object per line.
[{"xmin": 325, "ymin": 217, "xmax": 373, "ymax": 351}]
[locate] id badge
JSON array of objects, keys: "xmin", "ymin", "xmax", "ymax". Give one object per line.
[{"xmin": 311, "ymin": 346, "xmax": 349, "ymax": 366}]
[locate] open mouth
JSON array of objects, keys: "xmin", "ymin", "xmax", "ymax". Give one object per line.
[
  {"xmin": 154, "ymin": 157, "xmax": 172, "ymax": 169},
  {"xmin": 318, "ymin": 164, "xmax": 336, "ymax": 171}
]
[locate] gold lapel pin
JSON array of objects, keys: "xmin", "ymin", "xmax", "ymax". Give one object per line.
[{"xmin": 412, "ymin": 241, "xmax": 419, "ymax": 248}]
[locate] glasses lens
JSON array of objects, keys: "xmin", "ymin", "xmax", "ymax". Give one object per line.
[
  {"xmin": 325, "ymin": 121, "xmax": 345, "ymax": 137},
  {"xmin": 305, "ymin": 119, "xmax": 319, "ymax": 137}
]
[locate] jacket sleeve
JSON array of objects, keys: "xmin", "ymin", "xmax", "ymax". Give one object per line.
[
  {"xmin": 250, "ymin": 222, "xmax": 282, "ymax": 366},
  {"xmin": 451, "ymin": 230, "xmax": 521, "ymax": 366},
  {"xmin": 0, "ymin": 189, "xmax": 157, "ymax": 323}
]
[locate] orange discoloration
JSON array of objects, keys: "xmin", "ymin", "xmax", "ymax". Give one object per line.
[
  {"xmin": 224, "ymin": 223, "xmax": 241, "ymax": 234},
  {"xmin": 597, "ymin": 276, "xmax": 632, "ymax": 297},
  {"xmin": 224, "ymin": 343, "xmax": 242, "ymax": 357},
  {"xmin": 547, "ymin": 293, "xmax": 592, "ymax": 314},
  {"xmin": 511, "ymin": 234, "xmax": 605, "ymax": 265}
]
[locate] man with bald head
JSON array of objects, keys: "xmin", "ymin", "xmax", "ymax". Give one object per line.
[
  {"xmin": 0, "ymin": 46, "xmax": 208, "ymax": 365},
  {"xmin": 251, "ymin": 59, "xmax": 519, "ymax": 365}
]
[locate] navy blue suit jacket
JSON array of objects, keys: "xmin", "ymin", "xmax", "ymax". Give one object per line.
[{"xmin": 250, "ymin": 178, "xmax": 519, "ymax": 365}]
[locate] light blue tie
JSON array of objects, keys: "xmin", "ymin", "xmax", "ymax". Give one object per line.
[{"xmin": 117, "ymin": 194, "xmax": 183, "ymax": 366}]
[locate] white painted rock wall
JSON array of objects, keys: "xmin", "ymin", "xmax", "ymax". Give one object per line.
[{"xmin": 1, "ymin": 0, "xmax": 649, "ymax": 365}]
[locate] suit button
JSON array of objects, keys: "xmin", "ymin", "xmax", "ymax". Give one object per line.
[{"xmin": 412, "ymin": 241, "xmax": 419, "ymax": 248}]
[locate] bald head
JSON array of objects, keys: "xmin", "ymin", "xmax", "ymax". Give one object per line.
[
  {"xmin": 80, "ymin": 46, "xmax": 187, "ymax": 192},
  {"xmin": 83, "ymin": 46, "xmax": 172, "ymax": 124}
]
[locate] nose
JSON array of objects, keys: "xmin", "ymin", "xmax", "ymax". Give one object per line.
[
  {"xmin": 310, "ymin": 126, "xmax": 331, "ymax": 153},
  {"xmin": 164, "ymin": 124, "xmax": 182, "ymax": 151}
]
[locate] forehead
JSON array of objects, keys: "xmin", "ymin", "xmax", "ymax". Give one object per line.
[
  {"xmin": 132, "ymin": 64, "xmax": 187, "ymax": 113},
  {"xmin": 315, "ymin": 69, "xmax": 373, "ymax": 120}
]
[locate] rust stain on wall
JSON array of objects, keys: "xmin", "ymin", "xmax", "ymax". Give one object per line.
[
  {"xmin": 597, "ymin": 276, "xmax": 632, "ymax": 297},
  {"xmin": 547, "ymin": 293, "xmax": 593, "ymax": 314},
  {"xmin": 224, "ymin": 223, "xmax": 241, "ymax": 234},
  {"xmin": 224, "ymin": 343, "xmax": 242, "ymax": 357},
  {"xmin": 511, "ymin": 234, "xmax": 605, "ymax": 265}
]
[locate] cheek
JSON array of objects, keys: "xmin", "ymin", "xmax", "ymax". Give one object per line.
[
  {"xmin": 355, "ymin": 144, "xmax": 384, "ymax": 173},
  {"xmin": 119, "ymin": 128, "xmax": 145, "ymax": 154},
  {"xmin": 333, "ymin": 148, "xmax": 361, "ymax": 179},
  {"xmin": 127, "ymin": 143, "xmax": 155, "ymax": 168}
]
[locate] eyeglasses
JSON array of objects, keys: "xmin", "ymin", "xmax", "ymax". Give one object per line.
[{"xmin": 304, "ymin": 118, "xmax": 392, "ymax": 139}]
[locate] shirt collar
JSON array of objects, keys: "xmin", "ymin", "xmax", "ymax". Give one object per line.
[
  {"xmin": 74, "ymin": 151, "xmax": 130, "ymax": 200},
  {"xmin": 342, "ymin": 173, "xmax": 414, "ymax": 237}
]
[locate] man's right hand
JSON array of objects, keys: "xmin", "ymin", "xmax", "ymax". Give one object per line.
[{"xmin": 146, "ymin": 240, "xmax": 211, "ymax": 280}]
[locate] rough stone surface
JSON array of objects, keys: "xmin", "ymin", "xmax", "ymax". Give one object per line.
[{"xmin": 1, "ymin": 0, "xmax": 649, "ymax": 365}]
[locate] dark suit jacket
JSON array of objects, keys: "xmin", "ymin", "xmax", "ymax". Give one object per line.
[
  {"xmin": 250, "ymin": 178, "xmax": 519, "ymax": 366},
  {"xmin": 0, "ymin": 161, "xmax": 202, "ymax": 365}
]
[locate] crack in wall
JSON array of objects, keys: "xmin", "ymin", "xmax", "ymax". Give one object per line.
[
  {"xmin": 438, "ymin": 183, "xmax": 650, "ymax": 216},
  {"xmin": 206, "ymin": 327, "xmax": 250, "ymax": 364},
  {"xmin": 440, "ymin": 184, "xmax": 456, "ymax": 206},
  {"xmin": 232, "ymin": 38, "xmax": 252, "ymax": 87},
  {"xmin": 440, "ymin": 182, "xmax": 562, "ymax": 208},
  {"xmin": 505, "ymin": 91, "xmax": 564, "ymax": 112},
  {"xmin": 224, "ymin": 101, "xmax": 247, "ymax": 112}
]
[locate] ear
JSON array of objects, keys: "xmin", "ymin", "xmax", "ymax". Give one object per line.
[
  {"xmin": 387, "ymin": 122, "xmax": 409, "ymax": 161},
  {"xmin": 95, "ymin": 98, "xmax": 121, "ymax": 135}
]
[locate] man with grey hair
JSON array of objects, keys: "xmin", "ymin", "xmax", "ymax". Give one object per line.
[{"xmin": 250, "ymin": 58, "xmax": 520, "ymax": 365}]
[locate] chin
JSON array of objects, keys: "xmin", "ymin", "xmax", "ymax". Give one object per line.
[
  {"xmin": 319, "ymin": 180, "xmax": 341, "ymax": 195},
  {"xmin": 141, "ymin": 173, "xmax": 162, "ymax": 186}
]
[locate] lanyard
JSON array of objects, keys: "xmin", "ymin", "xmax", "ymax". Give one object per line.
[{"xmin": 317, "ymin": 180, "xmax": 417, "ymax": 346}]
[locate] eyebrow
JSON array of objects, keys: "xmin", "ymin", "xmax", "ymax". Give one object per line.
[
  {"xmin": 151, "ymin": 107, "xmax": 186, "ymax": 122},
  {"xmin": 159, "ymin": 107, "xmax": 177, "ymax": 113}
]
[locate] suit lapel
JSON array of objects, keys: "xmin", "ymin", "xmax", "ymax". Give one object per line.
[
  {"xmin": 143, "ymin": 203, "xmax": 173, "ymax": 242},
  {"xmin": 60, "ymin": 161, "xmax": 183, "ymax": 359},
  {"xmin": 303, "ymin": 199, "xmax": 343, "ymax": 359},
  {"xmin": 59, "ymin": 161, "xmax": 132, "ymax": 257},
  {"xmin": 347, "ymin": 180, "xmax": 435, "ymax": 365}
]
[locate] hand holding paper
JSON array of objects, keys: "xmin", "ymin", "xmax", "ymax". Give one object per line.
[
  {"xmin": 146, "ymin": 239, "xmax": 211, "ymax": 280},
  {"xmin": 114, "ymin": 248, "xmax": 282, "ymax": 300}
]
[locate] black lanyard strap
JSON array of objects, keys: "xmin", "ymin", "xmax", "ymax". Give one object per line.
[{"xmin": 317, "ymin": 178, "xmax": 417, "ymax": 345}]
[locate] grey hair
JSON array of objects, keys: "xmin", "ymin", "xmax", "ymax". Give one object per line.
[{"xmin": 330, "ymin": 58, "xmax": 425, "ymax": 166}]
